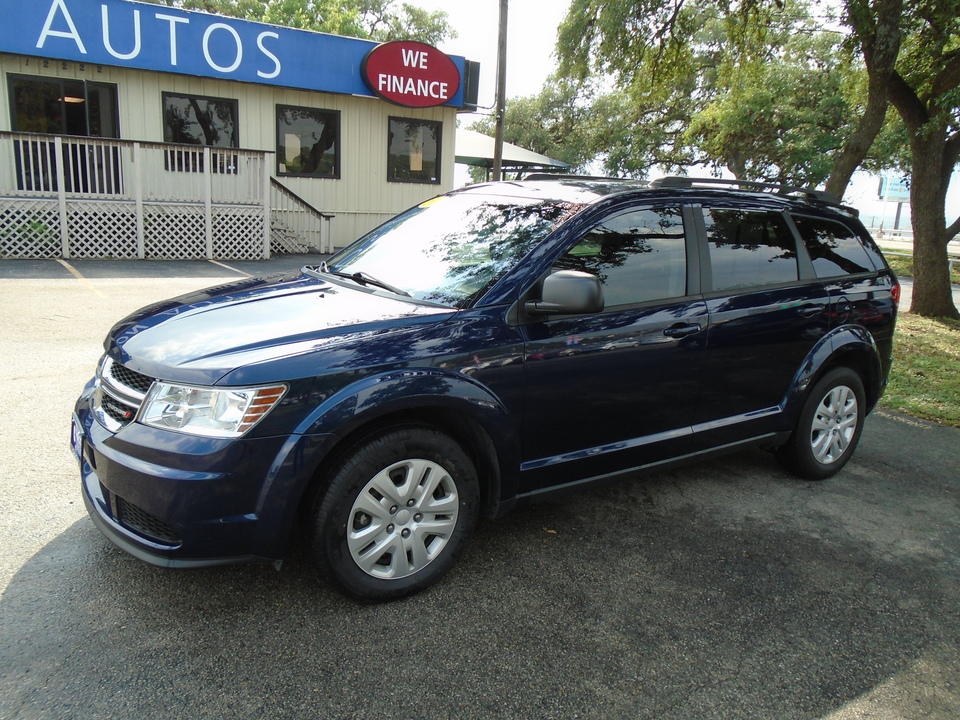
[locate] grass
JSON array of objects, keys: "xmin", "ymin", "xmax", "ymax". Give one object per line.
[
  {"xmin": 884, "ymin": 252, "xmax": 960, "ymax": 284},
  {"xmin": 882, "ymin": 312, "xmax": 960, "ymax": 427}
]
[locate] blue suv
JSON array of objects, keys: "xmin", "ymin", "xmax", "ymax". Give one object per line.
[{"xmin": 72, "ymin": 177, "xmax": 899, "ymax": 600}]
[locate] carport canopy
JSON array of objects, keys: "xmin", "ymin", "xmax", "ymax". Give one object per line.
[{"xmin": 455, "ymin": 129, "xmax": 570, "ymax": 178}]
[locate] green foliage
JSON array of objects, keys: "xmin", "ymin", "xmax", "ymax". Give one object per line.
[
  {"xmin": 365, "ymin": 3, "xmax": 457, "ymax": 45},
  {"xmin": 140, "ymin": 0, "xmax": 455, "ymax": 42},
  {"xmin": 542, "ymin": 0, "xmax": 896, "ymax": 184},
  {"xmin": 685, "ymin": 27, "xmax": 860, "ymax": 186},
  {"xmin": 547, "ymin": 0, "xmax": 930, "ymax": 188},
  {"xmin": 469, "ymin": 77, "xmax": 598, "ymax": 179}
]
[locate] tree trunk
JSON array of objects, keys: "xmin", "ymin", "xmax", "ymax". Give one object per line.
[
  {"xmin": 825, "ymin": 0, "xmax": 904, "ymax": 200},
  {"xmin": 907, "ymin": 134, "xmax": 959, "ymax": 319}
]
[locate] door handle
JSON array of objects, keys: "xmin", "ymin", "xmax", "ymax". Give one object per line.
[
  {"xmin": 797, "ymin": 304, "xmax": 825, "ymax": 318},
  {"xmin": 663, "ymin": 323, "xmax": 702, "ymax": 338}
]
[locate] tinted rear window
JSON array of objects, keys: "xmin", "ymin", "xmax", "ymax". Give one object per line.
[
  {"xmin": 703, "ymin": 209, "xmax": 798, "ymax": 291},
  {"xmin": 793, "ymin": 215, "xmax": 875, "ymax": 278}
]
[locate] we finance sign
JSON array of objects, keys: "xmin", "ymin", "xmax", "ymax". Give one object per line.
[
  {"xmin": 4, "ymin": 0, "xmax": 467, "ymax": 106},
  {"xmin": 362, "ymin": 42, "xmax": 461, "ymax": 108}
]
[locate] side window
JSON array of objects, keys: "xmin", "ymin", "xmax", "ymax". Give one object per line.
[
  {"xmin": 704, "ymin": 209, "xmax": 798, "ymax": 291},
  {"xmin": 793, "ymin": 215, "xmax": 874, "ymax": 278},
  {"xmin": 553, "ymin": 207, "xmax": 687, "ymax": 307}
]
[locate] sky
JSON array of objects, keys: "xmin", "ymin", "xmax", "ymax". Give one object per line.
[{"xmin": 412, "ymin": 0, "xmax": 572, "ymax": 117}]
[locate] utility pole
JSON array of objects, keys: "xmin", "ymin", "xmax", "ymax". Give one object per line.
[{"xmin": 492, "ymin": 0, "xmax": 508, "ymax": 181}]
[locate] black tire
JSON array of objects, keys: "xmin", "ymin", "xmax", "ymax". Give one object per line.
[
  {"xmin": 309, "ymin": 425, "xmax": 479, "ymax": 601},
  {"xmin": 776, "ymin": 367, "xmax": 866, "ymax": 481}
]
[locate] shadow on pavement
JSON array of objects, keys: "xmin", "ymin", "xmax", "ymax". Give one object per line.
[{"xmin": 2, "ymin": 420, "xmax": 958, "ymax": 719}]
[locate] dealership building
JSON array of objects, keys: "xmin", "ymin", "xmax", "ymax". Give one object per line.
[{"xmin": 0, "ymin": 0, "xmax": 481, "ymax": 259}]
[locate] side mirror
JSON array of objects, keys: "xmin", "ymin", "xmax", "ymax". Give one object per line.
[{"xmin": 525, "ymin": 270, "xmax": 604, "ymax": 317}]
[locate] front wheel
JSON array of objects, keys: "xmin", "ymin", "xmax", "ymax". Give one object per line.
[
  {"xmin": 776, "ymin": 368, "xmax": 866, "ymax": 481},
  {"xmin": 309, "ymin": 426, "xmax": 479, "ymax": 601}
]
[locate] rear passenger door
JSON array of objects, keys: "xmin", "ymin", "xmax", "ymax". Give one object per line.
[{"xmin": 691, "ymin": 206, "xmax": 831, "ymax": 445}]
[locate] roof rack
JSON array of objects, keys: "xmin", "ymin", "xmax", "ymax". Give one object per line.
[
  {"xmin": 523, "ymin": 173, "xmax": 648, "ymax": 185},
  {"xmin": 649, "ymin": 176, "xmax": 841, "ymax": 206}
]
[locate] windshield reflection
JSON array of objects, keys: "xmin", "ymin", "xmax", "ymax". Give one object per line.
[{"xmin": 329, "ymin": 194, "xmax": 577, "ymax": 308}]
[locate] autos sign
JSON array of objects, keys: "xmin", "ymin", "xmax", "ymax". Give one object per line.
[
  {"xmin": 362, "ymin": 41, "xmax": 461, "ymax": 108},
  {"xmin": 2, "ymin": 0, "xmax": 467, "ymax": 106}
]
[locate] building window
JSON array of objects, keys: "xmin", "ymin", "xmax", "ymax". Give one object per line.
[
  {"xmin": 162, "ymin": 92, "xmax": 238, "ymax": 173},
  {"xmin": 276, "ymin": 105, "xmax": 340, "ymax": 178},
  {"xmin": 8, "ymin": 75, "xmax": 121, "ymax": 193},
  {"xmin": 387, "ymin": 117, "xmax": 441, "ymax": 184},
  {"xmin": 9, "ymin": 75, "xmax": 120, "ymax": 138}
]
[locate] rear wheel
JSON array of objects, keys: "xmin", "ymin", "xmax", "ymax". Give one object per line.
[
  {"xmin": 310, "ymin": 426, "xmax": 479, "ymax": 601},
  {"xmin": 776, "ymin": 368, "xmax": 866, "ymax": 480}
]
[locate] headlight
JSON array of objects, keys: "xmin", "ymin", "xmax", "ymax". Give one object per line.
[{"xmin": 140, "ymin": 382, "xmax": 287, "ymax": 438}]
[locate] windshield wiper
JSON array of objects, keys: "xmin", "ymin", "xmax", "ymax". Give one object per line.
[{"xmin": 315, "ymin": 262, "xmax": 411, "ymax": 297}]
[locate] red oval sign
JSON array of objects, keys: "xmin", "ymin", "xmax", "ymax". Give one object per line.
[{"xmin": 361, "ymin": 41, "xmax": 461, "ymax": 108}]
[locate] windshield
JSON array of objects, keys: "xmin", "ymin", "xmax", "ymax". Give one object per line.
[{"xmin": 327, "ymin": 193, "xmax": 578, "ymax": 308}]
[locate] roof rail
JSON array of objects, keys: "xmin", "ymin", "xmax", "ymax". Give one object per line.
[
  {"xmin": 649, "ymin": 176, "xmax": 841, "ymax": 206},
  {"xmin": 524, "ymin": 173, "xmax": 648, "ymax": 185}
]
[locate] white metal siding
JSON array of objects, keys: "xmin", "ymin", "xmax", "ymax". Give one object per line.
[{"xmin": 1, "ymin": 53, "xmax": 458, "ymax": 249}]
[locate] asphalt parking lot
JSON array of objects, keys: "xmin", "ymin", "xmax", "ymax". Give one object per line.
[{"xmin": 1, "ymin": 257, "xmax": 958, "ymax": 720}]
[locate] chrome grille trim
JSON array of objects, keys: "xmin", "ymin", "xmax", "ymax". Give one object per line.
[
  {"xmin": 100, "ymin": 356, "xmax": 150, "ymax": 404},
  {"xmin": 93, "ymin": 356, "xmax": 155, "ymax": 432}
]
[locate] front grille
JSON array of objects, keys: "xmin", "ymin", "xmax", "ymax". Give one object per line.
[
  {"xmin": 116, "ymin": 496, "xmax": 181, "ymax": 545},
  {"xmin": 100, "ymin": 393, "xmax": 137, "ymax": 425},
  {"xmin": 107, "ymin": 362, "xmax": 154, "ymax": 394}
]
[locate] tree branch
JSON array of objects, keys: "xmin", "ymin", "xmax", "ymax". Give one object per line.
[
  {"xmin": 945, "ymin": 131, "xmax": 960, "ymax": 169},
  {"xmin": 946, "ymin": 215, "xmax": 960, "ymax": 242},
  {"xmin": 887, "ymin": 70, "xmax": 929, "ymax": 132},
  {"xmin": 932, "ymin": 49, "xmax": 960, "ymax": 99}
]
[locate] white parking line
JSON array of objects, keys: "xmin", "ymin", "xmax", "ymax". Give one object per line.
[
  {"xmin": 56, "ymin": 259, "xmax": 106, "ymax": 298},
  {"xmin": 207, "ymin": 260, "xmax": 252, "ymax": 277}
]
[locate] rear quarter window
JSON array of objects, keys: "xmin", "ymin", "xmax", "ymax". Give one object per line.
[{"xmin": 792, "ymin": 215, "xmax": 875, "ymax": 278}]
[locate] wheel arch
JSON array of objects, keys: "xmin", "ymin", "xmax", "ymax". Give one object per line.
[
  {"xmin": 785, "ymin": 325, "xmax": 885, "ymax": 420},
  {"xmin": 295, "ymin": 370, "xmax": 520, "ymax": 525}
]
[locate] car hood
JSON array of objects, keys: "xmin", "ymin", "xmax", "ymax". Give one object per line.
[{"xmin": 107, "ymin": 271, "xmax": 454, "ymax": 383}]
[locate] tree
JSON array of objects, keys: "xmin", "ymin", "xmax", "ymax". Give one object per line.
[
  {"xmin": 142, "ymin": 0, "xmax": 456, "ymax": 43},
  {"xmin": 556, "ymin": 0, "xmax": 879, "ymax": 186},
  {"xmin": 556, "ymin": 0, "xmax": 959, "ymax": 318},
  {"xmin": 684, "ymin": 25, "xmax": 859, "ymax": 187},
  {"xmin": 468, "ymin": 77, "xmax": 598, "ymax": 181},
  {"xmin": 853, "ymin": 0, "xmax": 960, "ymax": 318}
]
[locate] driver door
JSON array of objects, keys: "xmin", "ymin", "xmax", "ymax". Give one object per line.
[{"xmin": 519, "ymin": 205, "xmax": 707, "ymax": 493}]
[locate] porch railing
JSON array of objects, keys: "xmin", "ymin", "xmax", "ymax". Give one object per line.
[
  {"xmin": 0, "ymin": 132, "xmax": 280, "ymax": 260},
  {"xmin": 270, "ymin": 178, "xmax": 334, "ymax": 254}
]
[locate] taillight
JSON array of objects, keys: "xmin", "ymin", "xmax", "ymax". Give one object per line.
[{"xmin": 891, "ymin": 279, "xmax": 901, "ymax": 306}]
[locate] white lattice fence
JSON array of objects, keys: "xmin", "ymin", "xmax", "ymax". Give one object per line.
[
  {"xmin": 213, "ymin": 206, "xmax": 267, "ymax": 259},
  {"xmin": 144, "ymin": 204, "xmax": 206, "ymax": 259},
  {"xmin": 0, "ymin": 198, "xmax": 61, "ymax": 258},
  {"xmin": 2, "ymin": 132, "xmax": 273, "ymax": 260},
  {"xmin": 271, "ymin": 218, "xmax": 313, "ymax": 254},
  {"xmin": 66, "ymin": 201, "xmax": 138, "ymax": 259}
]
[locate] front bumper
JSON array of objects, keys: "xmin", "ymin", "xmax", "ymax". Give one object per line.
[{"xmin": 73, "ymin": 390, "xmax": 338, "ymax": 567}]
